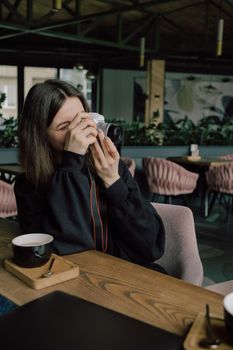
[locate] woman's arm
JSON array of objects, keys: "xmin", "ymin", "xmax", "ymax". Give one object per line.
[
  {"xmin": 90, "ymin": 132, "xmax": 165, "ymax": 265},
  {"xmin": 105, "ymin": 160, "xmax": 165, "ymax": 265},
  {"xmin": 14, "ymin": 151, "xmax": 94, "ymax": 255}
]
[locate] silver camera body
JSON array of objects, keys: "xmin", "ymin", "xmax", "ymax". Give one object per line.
[{"xmin": 89, "ymin": 113, "xmax": 123, "ymax": 146}]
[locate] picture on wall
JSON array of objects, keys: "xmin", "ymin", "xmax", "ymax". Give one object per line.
[{"xmin": 164, "ymin": 73, "xmax": 233, "ymax": 124}]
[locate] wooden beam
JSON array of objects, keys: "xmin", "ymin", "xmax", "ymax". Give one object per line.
[
  {"xmin": 27, "ymin": 0, "xmax": 33, "ymax": 25},
  {"xmin": 145, "ymin": 60, "xmax": 165, "ymax": 124}
]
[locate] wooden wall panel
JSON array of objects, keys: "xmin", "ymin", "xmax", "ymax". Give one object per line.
[{"xmin": 145, "ymin": 60, "xmax": 165, "ymax": 124}]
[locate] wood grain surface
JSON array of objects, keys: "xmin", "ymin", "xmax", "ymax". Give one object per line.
[{"xmin": 0, "ymin": 218, "xmax": 224, "ymax": 338}]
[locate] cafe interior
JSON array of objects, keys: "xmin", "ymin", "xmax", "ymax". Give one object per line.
[{"xmin": 1, "ymin": 0, "xmax": 233, "ymax": 348}]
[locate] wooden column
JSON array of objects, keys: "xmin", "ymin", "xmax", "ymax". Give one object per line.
[{"xmin": 145, "ymin": 59, "xmax": 165, "ymax": 124}]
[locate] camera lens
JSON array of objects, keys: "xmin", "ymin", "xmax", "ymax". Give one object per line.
[
  {"xmin": 89, "ymin": 113, "xmax": 123, "ymax": 147},
  {"xmin": 107, "ymin": 124, "xmax": 123, "ymax": 146}
]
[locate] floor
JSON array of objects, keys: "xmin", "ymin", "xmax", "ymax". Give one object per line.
[{"xmin": 192, "ymin": 196, "xmax": 233, "ymax": 287}]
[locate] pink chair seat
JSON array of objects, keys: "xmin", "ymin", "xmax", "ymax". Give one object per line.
[
  {"xmin": 153, "ymin": 202, "xmax": 203, "ymax": 285},
  {"xmin": 0, "ymin": 180, "xmax": 17, "ymax": 218},
  {"xmin": 142, "ymin": 157, "xmax": 199, "ymax": 196}
]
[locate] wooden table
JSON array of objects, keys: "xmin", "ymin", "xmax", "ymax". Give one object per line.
[
  {"xmin": 0, "ymin": 164, "xmax": 23, "ymax": 183},
  {"xmin": 0, "ymin": 218, "xmax": 224, "ymax": 338},
  {"xmin": 167, "ymin": 156, "xmax": 231, "ymax": 170}
]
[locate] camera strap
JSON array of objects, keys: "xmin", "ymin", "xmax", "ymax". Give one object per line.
[{"xmin": 87, "ymin": 165, "xmax": 108, "ymax": 252}]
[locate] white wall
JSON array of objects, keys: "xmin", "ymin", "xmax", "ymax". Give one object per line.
[{"xmin": 102, "ymin": 69, "xmax": 146, "ymax": 122}]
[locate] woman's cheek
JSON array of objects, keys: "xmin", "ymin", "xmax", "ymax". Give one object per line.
[
  {"xmin": 58, "ymin": 132, "xmax": 67, "ymax": 151},
  {"xmin": 51, "ymin": 133, "xmax": 66, "ymax": 152}
]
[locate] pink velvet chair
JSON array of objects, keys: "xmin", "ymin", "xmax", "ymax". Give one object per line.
[
  {"xmin": 121, "ymin": 157, "xmax": 136, "ymax": 177},
  {"xmin": 204, "ymin": 163, "xmax": 233, "ymax": 220},
  {"xmin": 142, "ymin": 157, "xmax": 199, "ymax": 204},
  {"xmin": 0, "ymin": 180, "xmax": 17, "ymax": 218},
  {"xmin": 152, "ymin": 202, "xmax": 203, "ymax": 285}
]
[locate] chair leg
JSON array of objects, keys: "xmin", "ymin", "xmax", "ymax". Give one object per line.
[
  {"xmin": 204, "ymin": 189, "xmax": 210, "ymax": 217},
  {"xmin": 208, "ymin": 191, "xmax": 218, "ymax": 216},
  {"xmin": 219, "ymin": 193, "xmax": 225, "ymax": 204},
  {"xmin": 227, "ymin": 195, "xmax": 233, "ymax": 224},
  {"xmin": 183, "ymin": 195, "xmax": 188, "ymax": 207},
  {"xmin": 152, "ymin": 193, "xmax": 156, "ymax": 202}
]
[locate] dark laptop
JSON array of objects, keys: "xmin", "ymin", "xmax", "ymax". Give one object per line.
[{"xmin": 0, "ymin": 291, "xmax": 184, "ymax": 350}]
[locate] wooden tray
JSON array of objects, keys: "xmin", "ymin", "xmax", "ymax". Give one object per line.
[
  {"xmin": 184, "ymin": 312, "xmax": 233, "ymax": 350},
  {"xmin": 4, "ymin": 253, "xmax": 79, "ymax": 290}
]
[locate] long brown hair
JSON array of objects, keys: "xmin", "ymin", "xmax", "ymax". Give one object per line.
[{"xmin": 19, "ymin": 79, "xmax": 90, "ymax": 186}]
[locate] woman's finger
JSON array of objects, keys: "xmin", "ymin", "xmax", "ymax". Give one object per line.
[
  {"xmin": 82, "ymin": 126, "xmax": 98, "ymax": 139},
  {"xmin": 97, "ymin": 130, "xmax": 115, "ymax": 159},
  {"xmin": 69, "ymin": 113, "xmax": 94, "ymax": 131},
  {"xmin": 64, "ymin": 115, "xmax": 98, "ymax": 154},
  {"xmin": 98, "ymin": 132, "xmax": 119, "ymax": 160},
  {"xmin": 92, "ymin": 139, "xmax": 107, "ymax": 162},
  {"xmin": 68, "ymin": 113, "xmax": 85, "ymax": 130}
]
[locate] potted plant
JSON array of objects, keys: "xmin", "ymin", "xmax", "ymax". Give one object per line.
[
  {"xmin": 116, "ymin": 114, "xmax": 233, "ymax": 146},
  {"xmin": 112, "ymin": 114, "xmax": 233, "ymax": 159}
]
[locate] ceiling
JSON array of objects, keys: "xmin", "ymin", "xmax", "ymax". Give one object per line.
[{"xmin": 0, "ymin": 0, "xmax": 233, "ymax": 73}]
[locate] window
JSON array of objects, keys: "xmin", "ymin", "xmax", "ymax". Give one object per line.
[
  {"xmin": 59, "ymin": 68, "xmax": 92, "ymax": 109},
  {"xmin": 0, "ymin": 65, "xmax": 17, "ymax": 118},
  {"xmin": 24, "ymin": 67, "xmax": 58, "ymax": 97}
]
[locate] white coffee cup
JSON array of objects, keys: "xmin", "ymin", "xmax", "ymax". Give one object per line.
[{"xmin": 223, "ymin": 292, "xmax": 233, "ymax": 344}]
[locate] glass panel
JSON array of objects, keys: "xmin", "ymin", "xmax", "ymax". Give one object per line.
[
  {"xmin": 0, "ymin": 65, "xmax": 17, "ymax": 118},
  {"xmin": 59, "ymin": 68, "xmax": 92, "ymax": 109},
  {"xmin": 24, "ymin": 67, "xmax": 58, "ymax": 97}
]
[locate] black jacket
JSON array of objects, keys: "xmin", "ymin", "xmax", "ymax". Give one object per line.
[{"xmin": 14, "ymin": 151, "xmax": 165, "ymax": 270}]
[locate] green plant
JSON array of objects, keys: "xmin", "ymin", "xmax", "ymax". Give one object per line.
[
  {"xmin": 0, "ymin": 92, "xmax": 18, "ymax": 147},
  {"xmin": 108, "ymin": 117, "xmax": 163, "ymax": 146},
  {"xmin": 158, "ymin": 116, "xmax": 198, "ymax": 145},
  {"xmin": 122, "ymin": 120, "xmax": 164, "ymax": 146},
  {"xmin": 196, "ymin": 116, "xmax": 233, "ymax": 145},
  {"xmin": 108, "ymin": 114, "xmax": 233, "ymax": 146}
]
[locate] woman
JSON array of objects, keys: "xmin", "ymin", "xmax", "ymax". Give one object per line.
[{"xmin": 14, "ymin": 79, "xmax": 165, "ymax": 272}]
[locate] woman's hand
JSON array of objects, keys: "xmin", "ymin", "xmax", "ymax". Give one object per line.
[
  {"xmin": 64, "ymin": 113, "xmax": 98, "ymax": 155},
  {"xmin": 90, "ymin": 130, "xmax": 120, "ymax": 188}
]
